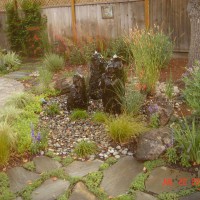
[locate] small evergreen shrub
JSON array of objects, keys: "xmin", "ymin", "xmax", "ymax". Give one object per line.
[
  {"xmin": 43, "ymin": 53, "xmax": 65, "ymax": 72},
  {"xmin": 74, "ymin": 140, "xmax": 97, "ymax": 158},
  {"xmin": 106, "ymin": 115, "xmax": 147, "ymax": 144},
  {"xmin": 39, "ymin": 68, "xmax": 53, "ymax": 90}
]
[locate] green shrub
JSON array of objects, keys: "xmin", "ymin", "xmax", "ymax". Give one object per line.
[
  {"xmin": 0, "ymin": 122, "xmax": 16, "ymax": 166},
  {"xmin": 149, "ymin": 113, "xmax": 160, "ymax": 128},
  {"xmin": 6, "ymin": 92, "xmax": 35, "ymax": 109},
  {"xmin": 183, "ymin": 63, "xmax": 200, "ymax": 114},
  {"xmin": 165, "ymin": 72, "xmax": 174, "ymax": 100},
  {"xmin": 74, "ymin": 140, "xmax": 97, "ymax": 158},
  {"xmin": 45, "ymin": 102, "xmax": 60, "ymax": 116},
  {"xmin": 70, "ymin": 109, "xmax": 89, "ymax": 120},
  {"xmin": 0, "ymin": 106, "xmax": 23, "ymax": 124},
  {"xmin": 92, "ymin": 112, "xmax": 108, "ymax": 123},
  {"xmin": 128, "ymin": 28, "xmax": 173, "ymax": 92},
  {"xmin": 172, "ymin": 118, "xmax": 200, "ymax": 166},
  {"xmin": 166, "ymin": 148, "xmax": 178, "ymax": 164},
  {"xmin": 43, "ymin": 53, "xmax": 65, "ymax": 72},
  {"xmin": 106, "ymin": 115, "xmax": 147, "ymax": 144},
  {"xmin": 0, "ymin": 51, "xmax": 21, "ymax": 72}
]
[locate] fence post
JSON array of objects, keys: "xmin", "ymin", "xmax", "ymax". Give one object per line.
[
  {"xmin": 71, "ymin": 0, "xmax": 77, "ymax": 43},
  {"xmin": 145, "ymin": 0, "xmax": 150, "ymax": 29}
]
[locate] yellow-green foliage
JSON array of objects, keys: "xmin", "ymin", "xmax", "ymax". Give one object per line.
[
  {"xmin": 106, "ymin": 115, "xmax": 147, "ymax": 144},
  {"xmin": 0, "ymin": 122, "xmax": 16, "ymax": 166},
  {"xmin": 70, "ymin": 109, "xmax": 89, "ymax": 120},
  {"xmin": 92, "ymin": 111, "xmax": 108, "ymax": 123},
  {"xmin": 6, "ymin": 92, "xmax": 35, "ymax": 109},
  {"xmin": 0, "ymin": 106, "xmax": 23, "ymax": 124}
]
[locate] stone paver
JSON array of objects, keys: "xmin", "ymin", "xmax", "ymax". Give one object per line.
[
  {"xmin": 0, "ymin": 78, "xmax": 24, "ymax": 108},
  {"xmin": 69, "ymin": 182, "xmax": 98, "ymax": 200},
  {"xmin": 7, "ymin": 167, "xmax": 40, "ymax": 192},
  {"xmin": 180, "ymin": 192, "xmax": 200, "ymax": 200},
  {"xmin": 136, "ymin": 191, "xmax": 157, "ymax": 200},
  {"xmin": 31, "ymin": 179, "xmax": 70, "ymax": 200},
  {"xmin": 64, "ymin": 159, "xmax": 103, "ymax": 177},
  {"xmin": 145, "ymin": 166, "xmax": 195, "ymax": 194},
  {"xmin": 4, "ymin": 71, "xmax": 30, "ymax": 80},
  {"xmin": 15, "ymin": 197, "xmax": 23, "ymax": 200},
  {"xmin": 100, "ymin": 156, "xmax": 143, "ymax": 197},
  {"xmin": 33, "ymin": 156, "xmax": 62, "ymax": 173}
]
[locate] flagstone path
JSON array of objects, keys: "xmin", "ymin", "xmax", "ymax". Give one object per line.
[{"xmin": 4, "ymin": 156, "xmax": 200, "ymax": 200}]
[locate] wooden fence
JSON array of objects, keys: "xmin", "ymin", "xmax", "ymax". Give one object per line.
[{"xmin": 0, "ymin": 0, "xmax": 190, "ymax": 52}]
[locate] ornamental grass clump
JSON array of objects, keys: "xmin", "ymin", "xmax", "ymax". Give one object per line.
[
  {"xmin": 128, "ymin": 27, "xmax": 173, "ymax": 92},
  {"xmin": 106, "ymin": 115, "xmax": 147, "ymax": 144},
  {"xmin": 43, "ymin": 53, "xmax": 65, "ymax": 72},
  {"xmin": 74, "ymin": 140, "xmax": 97, "ymax": 158},
  {"xmin": 183, "ymin": 62, "xmax": 200, "ymax": 114},
  {"xmin": 0, "ymin": 122, "xmax": 16, "ymax": 166}
]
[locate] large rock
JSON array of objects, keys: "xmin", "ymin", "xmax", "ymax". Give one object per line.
[
  {"xmin": 136, "ymin": 191, "xmax": 157, "ymax": 200},
  {"xmin": 7, "ymin": 167, "xmax": 40, "ymax": 192},
  {"xmin": 67, "ymin": 73, "xmax": 88, "ymax": 110},
  {"xmin": 100, "ymin": 156, "xmax": 143, "ymax": 197},
  {"xmin": 31, "ymin": 179, "xmax": 70, "ymax": 200},
  {"xmin": 64, "ymin": 160, "xmax": 103, "ymax": 177},
  {"xmin": 89, "ymin": 52, "xmax": 106, "ymax": 100},
  {"xmin": 54, "ymin": 77, "xmax": 71, "ymax": 94},
  {"xmin": 69, "ymin": 182, "xmax": 98, "ymax": 200},
  {"xmin": 33, "ymin": 156, "xmax": 62, "ymax": 173},
  {"xmin": 180, "ymin": 192, "xmax": 200, "ymax": 200},
  {"xmin": 135, "ymin": 127, "xmax": 172, "ymax": 161},
  {"xmin": 145, "ymin": 166, "xmax": 195, "ymax": 194}
]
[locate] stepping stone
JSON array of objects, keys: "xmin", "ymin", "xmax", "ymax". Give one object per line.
[
  {"xmin": 180, "ymin": 192, "xmax": 200, "ymax": 200},
  {"xmin": 136, "ymin": 191, "xmax": 157, "ymax": 200},
  {"xmin": 100, "ymin": 156, "xmax": 143, "ymax": 197},
  {"xmin": 145, "ymin": 166, "xmax": 195, "ymax": 194},
  {"xmin": 69, "ymin": 182, "xmax": 98, "ymax": 200},
  {"xmin": 33, "ymin": 156, "xmax": 62, "ymax": 173},
  {"xmin": 64, "ymin": 160, "xmax": 103, "ymax": 177},
  {"xmin": 0, "ymin": 78, "xmax": 24, "ymax": 108},
  {"xmin": 15, "ymin": 197, "xmax": 23, "ymax": 200},
  {"xmin": 4, "ymin": 71, "xmax": 30, "ymax": 80},
  {"xmin": 7, "ymin": 167, "xmax": 40, "ymax": 192},
  {"xmin": 31, "ymin": 179, "xmax": 70, "ymax": 200}
]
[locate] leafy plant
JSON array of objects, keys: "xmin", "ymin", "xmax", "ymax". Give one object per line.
[
  {"xmin": 70, "ymin": 109, "xmax": 89, "ymax": 120},
  {"xmin": 45, "ymin": 102, "xmax": 60, "ymax": 116},
  {"xmin": 183, "ymin": 62, "xmax": 200, "ymax": 114},
  {"xmin": 158, "ymin": 192, "xmax": 179, "ymax": 200},
  {"xmin": 131, "ymin": 173, "xmax": 149, "ymax": 191},
  {"xmin": 0, "ymin": 122, "xmax": 16, "ymax": 166},
  {"xmin": 172, "ymin": 118, "xmax": 200, "ymax": 166},
  {"xmin": 23, "ymin": 161, "xmax": 36, "ymax": 172},
  {"xmin": 166, "ymin": 148, "xmax": 179, "ymax": 164},
  {"xmin": 92, "ymin": 111, "xmax": 108, "ymax": 123},
  {"xmin": 149, "ymin": 112, "xmax": 160, "ymax": 128},
  {"xmin": 43, "ymin": 53, "xmax": 65, "ymax": 72},
  {"xmin": 74, "ymin": 140, "xmax": 97, "ymax": 158},
  {"xmin": 0, "ymin": 172, "xmax": 15, "ymax": 200},
  {"xmin": 0, "ymin": 51, "xmax": 21, "ymax": 72},
  {"xmin": 106, "ymin": 115, "xmax": 147, "ymax": 144},
  {"xmin": 128, "ymin": 28, "xmax": 173, "ymax": 92}
]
